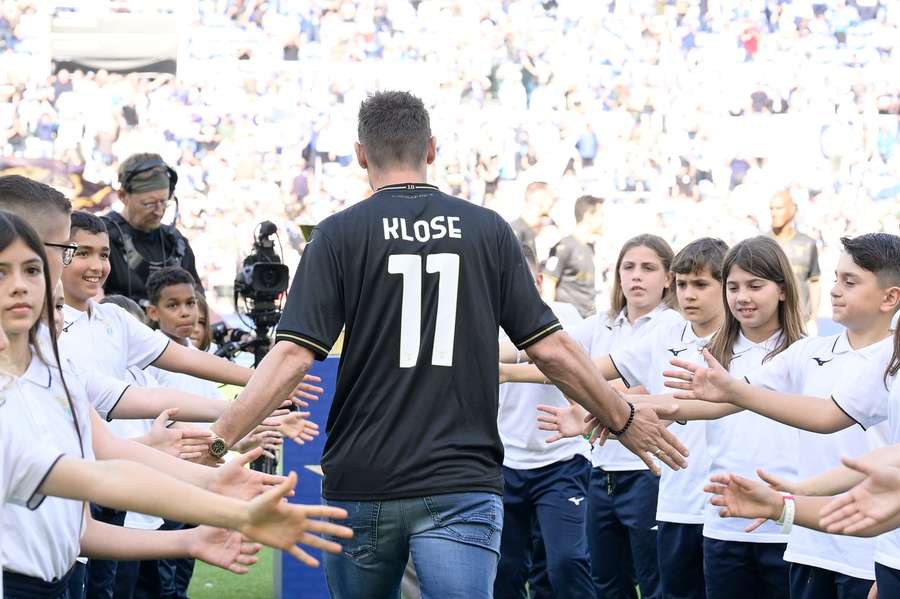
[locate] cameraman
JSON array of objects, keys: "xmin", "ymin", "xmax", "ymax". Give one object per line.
[{"xmin": 103, "ymin": 153, "xmax": 202, "ymax": 306}]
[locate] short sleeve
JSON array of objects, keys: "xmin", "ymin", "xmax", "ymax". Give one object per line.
[
  {"xmin": 497, "ymin": 219, "xmax": 561, "ymax": 349},
  {"xmin": 275, "ymin": 227, "xmax": 345, "ymax": 360},
  {"xmin": 2, "ymin": 419, "xmax": 64, "ymax": 510},
  {"xmin": 112, "ymin": 305, "xmax": 170, "ymax": 369},
  {"xmin": 807, "ymin": 241, "xmax": 821, "ymax": 280},
  {"xmin": 72, "ymin": 360, "xmax": 130, "ymax": 421},
  {"xmin": 831, "ymin": 354, "xmax": 893, "ymax": 430},
  {"xmin": 543, "ymin": 240, "xmax": 571, "ymax": 280},
  {"xmin": 608, "ymin": 331, "xmax": 655, "ymax": 388},
  {"xmin": 745, "ymin": 341, "xmax": 800, "ymax": 393}
]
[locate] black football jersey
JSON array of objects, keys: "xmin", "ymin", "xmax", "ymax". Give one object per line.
[{"xmin": 275, "ymin": 183, "xmax": 561, "ymax": 500}]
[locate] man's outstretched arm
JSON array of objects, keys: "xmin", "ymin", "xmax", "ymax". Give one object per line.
[
  {"xmin": 209, "ymin": 341, "xmax": 315, "ymax": 450},
  {"xmin": 525, "ymin": 330, "xmax": 688, "ymax": 475}
]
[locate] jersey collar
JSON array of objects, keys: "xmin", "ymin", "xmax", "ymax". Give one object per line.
[
  {"xmin": 733, "ymin": 330, "xmax": 782, "ymax": 356},
  {"xmin": 374, "ymin": 183, "xmax": 439, "ymax": 193}
]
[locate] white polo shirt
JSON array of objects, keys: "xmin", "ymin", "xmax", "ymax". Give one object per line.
[
  {"xmin": 1, "ymin": 353, "xmax": 95, "ymax": 582},
  {"xmin": 147, "ymin": 341, "xmax": 224, "ymax": 402},
  {"xmin": 1, "ymin": 397, "xmax": 65, "ymax": 598},
  {"xmin": 829, "ymin": 337, "xmax": 898, "ymax": 571},
  {"xmin": 60, "ymin": 300, "xmax": 169, "ymax": 382},
  {"xmin": 117, "ymin": 367, "xmax": 166, "ymax": 532},
  {"xmin": 704, "ymin": 332, "xmax": 799, "ymax": 543},
  {"xmin": 748, "ymin": 332, "xmax": 892, "ymax": 580},
  {"xmin": 569, "ymin": 305, "xmax": 683, "ymax": 471},
  {"xmin": 609, "ymin": 318, "xmax": 713, "ymax": 524},
  {"xmin": 498, "ymin": 302, "xmax": 589, "ymax": 470}
]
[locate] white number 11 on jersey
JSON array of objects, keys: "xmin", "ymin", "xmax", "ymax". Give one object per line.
[{"xmin": 387, "ymin": 253, "xmax": 460, "ymax": 368}]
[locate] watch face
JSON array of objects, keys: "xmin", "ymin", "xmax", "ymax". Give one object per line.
[{"xmin": 210, "ymin": 438, "xmax": 227, "ymax": 457}]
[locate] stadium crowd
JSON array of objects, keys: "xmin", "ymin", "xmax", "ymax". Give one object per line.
[{"xmin": 1, "ymin": 0, "xmax": 898, "ymax": 315}]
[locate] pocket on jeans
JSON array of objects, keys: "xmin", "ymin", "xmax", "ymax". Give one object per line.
[
  {"xmin": 423, "ymin": 493, "xmax": 502, "ymax": 546},
  {"xmin": 325, "ymin": 500, "xmax": 380, "ymax": 560}
]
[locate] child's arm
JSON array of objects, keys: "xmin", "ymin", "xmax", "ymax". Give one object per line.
[
  {"xmin": 110, "ymin": 387, "xmax": 229, "ymax": 422},
  {"xmin": 501, "ymin": 354, "xmax": 619, "ymax": 384},
  {"xmin": 758, "ymin": 445, "xmax": 900, "ymax": 497},
  {"xmin": 632, "ymin": 394, "xmax": 743, "ymax": 421},
  {"xmin": 48, "ymin": 463, "xmax": 352, "ymax": 567},
  {"xmin": 80, "ymin": 517, "xmax": 258, "ymax": 573},
  {"xmin": 664, "ymin": 349, "xmax": 854, "ymax": 433},
  {"xmin": 704, "ymin": 473, "xmax": 837, "ymax": 533}
]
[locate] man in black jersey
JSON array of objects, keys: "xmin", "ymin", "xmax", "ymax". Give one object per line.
[{"xmin": 207, "ymin": 91, "xmax": 688, "ymax": 598}]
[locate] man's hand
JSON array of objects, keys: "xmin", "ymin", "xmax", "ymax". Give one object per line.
[
  {"xmin": 290, "ymin": 375, "xmax": 324, "ymax": 408},
  {"xmin": 819, "ymin": 458, "xmax": 900, "ymax": 537},
  {"xmin": 143, "ymin": 409, "xmax": 214, "ymax": 461},
  {"xmin": 615, "ymin": 403, "xmax": 689, "ymax": 475},
  {"xmin": 704, "ymin": 473, "xmax": 784, "ymax": 532},
  {"xmin": 536, "ymin": 403, "xmax": 590, "ymax": 443},
  {"xmin": 186, "ymin": 526, "xmax": 261, "ymax": 574},
  {"xmin": 207, "ymin": 447, "xmax": 286, "ymax": 501},
  {"xmin": 239, "ymin": 471, "xmax": 353, "ymax": 567},
  {"xmin": 663, "ymin": 349, "xmax": 735, "ymax": 402}
]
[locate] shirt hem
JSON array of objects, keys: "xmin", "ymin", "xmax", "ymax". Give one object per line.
[
  {"xmin": 702, "ymin": 527, "xmax": 789, "ymax": 544},
  {"xmin": 656, "ymin": 512, "xmax": 705, "ymax": 524},
  {"xmin": 783, "ymin": 551, "xmax": 875, "ymax": 580},
  {"xmin": 274, "ymin": 330, "xmax": 331, "ymax": 360},
  {"xmin": 142, "ymin": 339, "xmax": 170, "ymax": 370},
  {"xmin": 875, "ymin": 552, "xmax": 900, "ymax": 571},
  {"xmin": 503, "ymin": 450, "xmax": 591, "ymax": 471},
  {"xmin": 25, "ymin": 454, "xmax": 65, "ymax": 510}
]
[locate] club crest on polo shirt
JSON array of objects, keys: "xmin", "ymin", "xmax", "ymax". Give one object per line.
[{"xmin": 52, "ymin": 392, "xmax": 73, "ymax": 416}]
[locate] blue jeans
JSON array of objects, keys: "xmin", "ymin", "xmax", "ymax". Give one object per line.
[
  {"xmin": 788, "ymin": 563, "xmax": 873, "ymax": 599},
  {"xmin": 589, "ymin": 468, "xmax": 660, "ymax": 599},
  {"xmin": 494, "ymin": 456, "xmax": 593, "ymax": 599},
  {"xmin": 702, "ymin": 538, "xmax": 788, "ymax": 599},
  {"xmin": 324, "ymin": 492, "xmax": 503, "ymax": 599}
]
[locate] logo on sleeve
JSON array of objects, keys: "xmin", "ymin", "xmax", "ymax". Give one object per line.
[
  {"xmin": 668, "ymin": 347, "xmax": 687, "ymax": 357},
  {"xmin": 568, "ymin": 496, "xmax": 585, "ymax": 506},
  {"xmin": 812, "ymin": 357, "xmax": 833, "ymax": 366}
]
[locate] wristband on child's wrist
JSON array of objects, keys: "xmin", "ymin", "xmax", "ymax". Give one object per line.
[{"xmin": 776, "ymin": 494, "xmax": 796, "ymax": 534}]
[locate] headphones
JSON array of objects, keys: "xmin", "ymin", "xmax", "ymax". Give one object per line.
[{"xmin": 121, "ymin": 158, "xmax": 178, "ymax": 199}]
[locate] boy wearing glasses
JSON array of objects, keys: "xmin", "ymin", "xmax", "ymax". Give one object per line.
[{"xmin": 101, "ymin": 152, "xmax": 201, "ymax": 307}]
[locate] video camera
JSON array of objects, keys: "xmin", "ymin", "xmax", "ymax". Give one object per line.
[
  {"xmin": 210, "ymin": 322, "xmax": 251, "ymax": 360},
  {"xmin": 234, "ymin": 221, "xmax": 290, "ymax": 330}
]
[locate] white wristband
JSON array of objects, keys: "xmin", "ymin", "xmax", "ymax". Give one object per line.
[{"xmin": 776, "ymin": 494, "xmax": 796, "ymax": 535}]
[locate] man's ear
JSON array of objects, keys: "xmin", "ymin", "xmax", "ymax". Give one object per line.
[
  {"xmin": 426, "ymin": 136, "xmax": 436, "ymax": 165},
  {"xmin": 117, "ymin": 189, "xmax": 128, "ymax": 205},
  {"xmin": 355, "ymin": 143, "xmax": 368, "ymax": 170}
]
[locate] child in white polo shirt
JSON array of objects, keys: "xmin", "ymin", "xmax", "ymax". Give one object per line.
[
  {"xmin": 665, "ymin": 233, "xmax": 900, "ymax": 599},
  {"xmin": 504, "ymin": 237, "xmax": 729, "ymax": 599}
]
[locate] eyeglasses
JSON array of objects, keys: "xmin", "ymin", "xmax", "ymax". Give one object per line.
[
  {"xmin": 140, "ymin": 198, "xmax": 173, "ymax": 211},
  {"xmin": 44, "ymin": 241, "xmax": 78, "ymax": 266}
]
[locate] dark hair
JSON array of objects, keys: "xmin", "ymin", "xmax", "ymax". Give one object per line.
[
  {"xmin": 192, "ymin": 293, "xmax": 211, "ymax": 351},
  {"xmin": 887, "ymin": 326, "xmax": 899, "ymax": 386},
  {"xmin": 357, "ymin": 91, "xmax": 431, "ymax": 169},
  {"xmin": 70, "ymin": 210, "xmax": 107, "ymax": 236},
  {"xmin": 0, "ymin": 210, "xmax": 75, "ymax": 425},
  {"xmin": 707, "ymin": 236, "xmax": 805, "ymax": 370},
  {"xmin": 608, "ymin": 234, "xmax": 677, "ymax": 319},
  {"xmin": 146, "ymin": 266, "xmax": 197, "ymax": 306},
  {"xmin": 0, "ymin": 175, "xmax": 72, "ymax": 216},
  {"xmin": 840, "ymin": 233, "xmax": 900, "ymax": 288},
  {"xmin": 99, "ymin": 294, "xmax": 147, "ymax": 325},
  {"xmin": 574, "ymin": 195, "xmax": 603, "ymax": 223},
  {"xmin": 672, "ymin": 237, "xmax": 729, "ymax": 281}
]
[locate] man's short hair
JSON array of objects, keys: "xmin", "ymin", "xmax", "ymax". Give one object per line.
[
  {"xmin": 525, "ymin": 181, "xmax": 549, "ymax": 197},
  {"xmin": 574, "ymin": 195, "xmax": 603, "ymax": 223},
  {"xmin": 70, "ymin": 211, "xmax": 107, "ymax": 236},
  {"xmin": 0, "ymin": 175, "xmax": 72, "ymax": 216},
  {"xmin": 146, "ymin": 266, "xmax": 197, "ymax": 305},
  {"xmin": 358, "ymin": 91, "xmax": 431, "ymax": 170},
  {"xmin": 841, "ymin": 233, "xmax": 900, "ymax": 288},
  {"xmin": 672, "ymin": 237, "xmax": 730, "ymax": 281}
]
